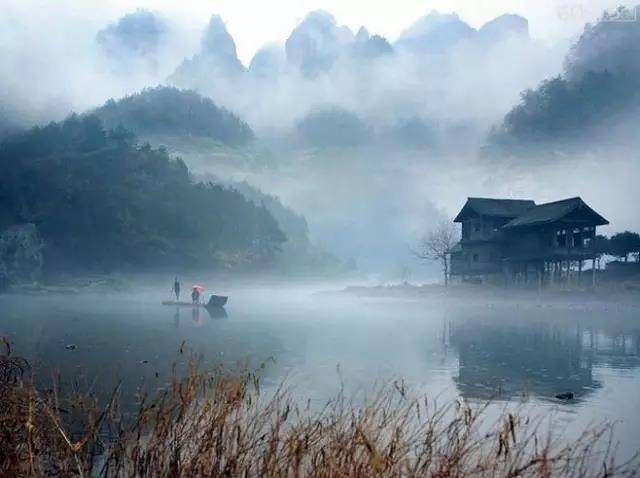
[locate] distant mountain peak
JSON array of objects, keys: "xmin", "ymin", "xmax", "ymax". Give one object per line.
[
  {"xmin": 565, "ymin": 6, "xmax": 640, "ymax": 80},
  {"xmin": 200, "ymin": 15, "xmax": 240, "ymax": 62},
  {"xmin": 168, "ymin": 14, "xmax": 244, "ymax": 91},
  {"xmin": 478, "ymin": 14, "xmax": 529, "ymax": 43},
  {"xmin": 355, "ymin": 26, "xmax": 370, "ymax": 42},
  {"xmin": 96, "ymin": 9, "xmax": 169, "ymax": 64},
  {"xmin": 396, "ymin": 10, "xmax": 475, "ymax": 54},
  {"xmin": 400, "ymin": 11, "xmax": 469, "ymax": 39},
  {"xmin": 285, "ymin": 10, "xmax": 353, "ymax": 77}
]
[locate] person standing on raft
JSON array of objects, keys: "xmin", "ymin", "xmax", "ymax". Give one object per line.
[{"xmin": 173, "ymin": 277, "xmax": 181, "ymax": 301}]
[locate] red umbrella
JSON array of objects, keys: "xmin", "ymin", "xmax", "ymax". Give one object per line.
[{"xmin": 192, "ymin": 285, "xmax": 205, "ymax": 294}]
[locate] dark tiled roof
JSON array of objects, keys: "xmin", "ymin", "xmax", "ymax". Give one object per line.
[
  {"xmin": 503, "ymin": 197, "xmax": 609, "ymax": 228},
  {"xmin": 454, "ymin": 197, "xmax": 535, "ymax": 222}
]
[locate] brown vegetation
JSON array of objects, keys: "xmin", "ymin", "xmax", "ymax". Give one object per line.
[{"xmin": 1, "ymin": 341, "xmax": 638, "ymax": 477}]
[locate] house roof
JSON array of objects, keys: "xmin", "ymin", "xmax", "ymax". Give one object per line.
[
  {"xmin": 453, "ymin": 197, "xmax": 536, "ymax": 222},
  {"xmin": 503, "ymin": 197, "xmax": 609, "ymax": 228}
]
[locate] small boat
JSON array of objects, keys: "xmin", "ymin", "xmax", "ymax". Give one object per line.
[{"xmin": 206, "ymin": 295, "xmax": 228, "ymax": 308}]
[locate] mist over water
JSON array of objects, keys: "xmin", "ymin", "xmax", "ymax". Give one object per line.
[{"xmin": 1, "ymin": 279, "xmax": 639, "ymax": 460}]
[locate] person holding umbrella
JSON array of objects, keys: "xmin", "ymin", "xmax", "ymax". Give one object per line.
[{"xmin": 191, "ymin": 285, "xmax": 205, "ymax": 305}]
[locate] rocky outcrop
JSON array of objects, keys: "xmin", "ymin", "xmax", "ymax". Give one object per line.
[
  {"xmin": 169, "ymin": 15, "xmax": 245, "ymax": 88},
  {"xmin": 285, "ymin": 11, "xmax": 353, "ymax": 77},
  {"xmin": 0, "ymin": 224, "xmax": 44, "ymax": 288}
]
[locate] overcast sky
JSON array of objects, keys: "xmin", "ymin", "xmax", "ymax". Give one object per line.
[{"xmin": 4, "ymin": 0, "xmax": 628, "ymax": 65}]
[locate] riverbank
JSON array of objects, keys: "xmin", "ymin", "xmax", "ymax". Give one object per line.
[
  {"xmin": 333, "ymin": 281, "xmax": 640, "ymax": 307},
  {"xmin": 3, "ymin": 275, "xmax": 132, "ymax": 295}
]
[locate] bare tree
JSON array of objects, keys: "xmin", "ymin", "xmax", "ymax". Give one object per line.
[{"xmin": 412, "ymin": 220, "xmax": 459, "ymax": 287}]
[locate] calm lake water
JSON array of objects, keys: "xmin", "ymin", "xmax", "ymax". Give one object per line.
[{"xmin": 1, "ymin": 278, "xmax": 639, "ymax": 459}]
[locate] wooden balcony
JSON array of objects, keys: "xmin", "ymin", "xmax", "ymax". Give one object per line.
[{"xmin": 503, "ymin": 246, "xmax": 597, "ymax": 262}]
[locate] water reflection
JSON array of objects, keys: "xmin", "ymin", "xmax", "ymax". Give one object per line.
[
  {"xmin": 206, "ymin": 306, "xmax": 228, "ymax": 319},
  {"xmin": 449, "ymin": 313, "xmax": 640, "ymax": 402},
  {"xmin": 1, "ymin": 289, "xmax": 639, "ymax": 446},
  {"xmin": 584, "ymin": 327, "xmax": 640, "ymax": 370},
  {"xmin": 450, "ymin": 320, "xmax": 599, "ymax": 400}
]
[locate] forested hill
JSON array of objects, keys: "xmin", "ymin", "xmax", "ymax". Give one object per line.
[
  {"xmin": 92, "ymin": 87, "xmax": 254, "ymax": 147},
  {"xmin": 484, "ymin": 6, "xmax": 640, "ymax": 159},
  {"xmin": 0, "ymin": 115, "xmax": 284, "ymax": 275}
]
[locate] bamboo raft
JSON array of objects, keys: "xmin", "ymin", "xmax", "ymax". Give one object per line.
[{"xmin": 162, "ymin": 295, "xmax": 228, "ymax": 308}]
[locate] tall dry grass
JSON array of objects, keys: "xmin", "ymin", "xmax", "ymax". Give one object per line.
[{"xmin": 1, "ymin": 340, "xmax": 638, "ymax": 477}]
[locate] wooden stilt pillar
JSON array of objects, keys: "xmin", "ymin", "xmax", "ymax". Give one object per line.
[
  {"xmin": 558, "ymin": 261, "xmax": 562, "ymax": 284},
  {"xmin": 538, "ymin": 262, "xmax": 543, "ymax": 290},
  {"xmin": 578, "ymin": 260, "xmax": 583, "ymax": 286},
  {"xmin": 592, "ymin": 257, "xmax": 597, "ymax": 289}
]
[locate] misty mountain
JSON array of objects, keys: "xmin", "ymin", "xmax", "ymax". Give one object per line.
[
  {"xmin": 169, "ymin": 15, "xmax": 245, "ymax": 90},
  {"xmin": 485, "ymin": 6, "xmax": 640, "ymax": 158},
  {"xmin": 564, "ymin": 6, "xmax": 640, "ymax": 80},
  {"xmin": 248, "ymin": 10, "xmax": 391, "ymax": 81},
  {"xmin": 97, "ymin": 9, "xmax": 169, "ymax": 73},
  {"xmin": 348, "ymin": 31, "xmax": 393, "ymax": 61},
  {"xmin": 477, "ymin": 14, "xmax": 529, "ymax": 44},
  {"xmin": 0, "ymin": 115, "xmax": 283, "ymax": 274},
  {"xmin": 387, "ymin": 116, "xmax": 438, "ymax": 149},
  {"xmin": 231, "ymin": 181, "xmax": 351, "ymax": 273},
  {"xmin": 396, "ymin": 11, "xmax": 531, "ymax": 55},
  {"xmin": 395, "ymin": 11, "xmax": 476, "ymax": 54},
  {"xmin": 285, "ymin": 10, "xmax": 355, "ymax": 78},
  {"xmin": 0, "ymin": 109, "xmax": 22, "ymax": 140},
  {"xmin": 248, "ymin": 45, "xmax": 286, "ymax": 79},
  {"xmin": 92, "ymin": 86, "xmax": 254, "ymax": 147},
  {"xmin": 87, "ymin": 8, "xmax": 556, "ymax": 142},
  {"xmin": 231, "ymin": 181, "xmax": 310, "ymax": 249},
  {"xmin": 296, "ymin": 107, "xmax": 370, "ymax": 148}
]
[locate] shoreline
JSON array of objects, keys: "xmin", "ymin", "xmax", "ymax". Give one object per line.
[{"xmin": 331, "ymin": 281, "xmax": 640, "ymax": 306}]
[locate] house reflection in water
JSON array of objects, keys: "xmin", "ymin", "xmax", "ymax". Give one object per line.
[
  {"xmin": 449, "ymin": 314, "xmax": 640, "ymax": 400},
  {"xmin": 449, "ymin": 317, "xmax": 640, "ymax": 401},
  {"xmin": 583, "ymin": 326, "xmax": 640, "ymax": 370},
  {"xmin": 450, "ymin": 320, "xmax": 596, "ymax": 400}
]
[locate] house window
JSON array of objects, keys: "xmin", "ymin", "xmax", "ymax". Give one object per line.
[
  {"xmin": 556, "ymin": 230, "xmax": 567, "ymax": 247},
  {"xmin": 473, "ymin": 223, "xmax": 481, "ymax": 233},
  {"xmin": 583, "ymin": 226, "xmax": 595, "ymax": 247},
  {"xmin": 572, "ymin": 228, "xmax": 582, "ymax": 248},
  {"xmin": 473, "ymin": 253, "xmax": 479, "ymax": 262}
]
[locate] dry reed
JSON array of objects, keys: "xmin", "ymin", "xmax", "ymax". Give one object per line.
[{"xmin": 1, "ymin": 341, "xmax": 638, "ymax": 477}]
